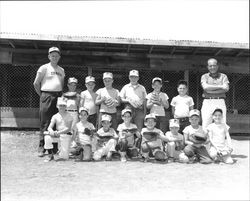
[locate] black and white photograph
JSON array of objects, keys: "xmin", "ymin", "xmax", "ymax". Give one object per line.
[{"xmin": 0, "ymin": 0, "xmax": 249, "ymax": 200}]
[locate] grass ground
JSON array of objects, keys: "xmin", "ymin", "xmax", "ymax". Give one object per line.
[{"xmin": 1, "ymin": 130, "xmax": 250, "ymax": 201}]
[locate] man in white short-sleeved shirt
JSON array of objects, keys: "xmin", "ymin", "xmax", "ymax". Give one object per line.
[
  {"xmin": 33, "ymin": 47, "xmax": 65, "ymax": 157},
  {"xmin": 201, "ymin": 58, "xmax": 229, "ymax": 129}
]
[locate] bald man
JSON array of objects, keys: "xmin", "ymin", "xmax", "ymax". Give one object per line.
[{"xmin": 200, "ymin": 58, "xmax": 229, "ymax": 129}]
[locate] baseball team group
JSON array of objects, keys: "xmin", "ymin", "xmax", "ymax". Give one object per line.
[{"xmin": 33, "ymin": 46, "xmax": 234, "ymax": 164}]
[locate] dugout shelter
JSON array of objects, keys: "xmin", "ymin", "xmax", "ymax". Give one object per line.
[{"xmin": 0, "ymin": 32, "xmax": 249, "ymax": 133}]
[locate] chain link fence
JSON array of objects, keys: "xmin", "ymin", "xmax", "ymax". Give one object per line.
[{"xmin": 1, "ymin": 64, "xmax": 249, "ymax": 115}]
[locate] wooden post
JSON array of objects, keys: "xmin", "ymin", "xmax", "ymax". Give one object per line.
[
  {"xmin": 88, "ymin": 66, "xmax": 92, "ymax": 76},
  {"xmin": 184, "ymin": 69, "xmax": 189, "ymax": 93}
]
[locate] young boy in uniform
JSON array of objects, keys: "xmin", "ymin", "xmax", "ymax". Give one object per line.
[
  {"xmin": 170, "ymin": 80, "xmax": 194, "ymax": 134},
  {"xmin": 44, "ymin": 97, "xmax": 73, "ymax": 162},
  {"xmin": 74, "ymin": 107, "xmax": 96, "ymax": 161},
  {"xmin": 183, "ymin": 109, "xmax": 213, "ymax": 164},
  {"xmin": 119, "ymin": 70, "xmax": 147, "ymax": 132},
  {"xmin": 140, "ymin": 113, "xmax": 167, "ymax": 162},
  {"xmin": 63, "ymin": 77, "xmax": 80, "ymax": 148},
  {"xmin": 165, "ymin": 119, "xmax": 188, "ymax": 163},
  {"xmin": 146, "ymin": 77, "xmax": 169, "ymax": 133},
  {"xmin": 116, "ymin": 108, "xmax": 141, "ymax": 162},
  {"xmin": 207, "ymin": 108, "xmax": 234, "ymax": 164},
  {"xmin": 93, "ymin": 114, "xmax": 118, "ymax": 161},
  {"xmin": 80, "ymin": 76, "xmax": 98, "ymax": 127},
  {"xmin": 96, "ymin": 72, "xmax": 120, "ymax": 130}
]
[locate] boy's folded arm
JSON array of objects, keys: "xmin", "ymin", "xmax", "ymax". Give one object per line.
[{"xmin": 57, "ymin": 127, "xmax": 71, "ymax": 135}]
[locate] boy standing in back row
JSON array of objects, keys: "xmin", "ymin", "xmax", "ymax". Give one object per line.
[
  {"xmin": 170, "ymin": 80, "xmax": 194, "ymax": 134},
  {"xmin": 120, "ymin": 70, "xmax": 147, "ymax": 132},
  {"xmin": 146, "ymin": 77, "xmax": 169, "ymax": 133}
]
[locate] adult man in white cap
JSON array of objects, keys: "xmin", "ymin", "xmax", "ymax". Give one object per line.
[
  {"xmin": 33, "ymin": 47, "xmax": 65, "ymax": 157},
  {"xmin": 201, "ymin": 58, "xmax": 229, "ymax": 129},
  {"xmin": 119, "ymin": 70, "xmax": 147, "ymax": 131}
]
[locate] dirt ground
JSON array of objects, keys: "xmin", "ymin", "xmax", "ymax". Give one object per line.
[{"xmin": 1, "ymin": 130, "xmax": 250, "ymax": 201}]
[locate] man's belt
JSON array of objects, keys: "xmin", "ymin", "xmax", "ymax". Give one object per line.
[
  {"xmin": 41, "ymin": 91, "xmax": 62, "ymax": 95},
  {"xmin": 66, "ymin": 109, "xmax": 78, "ymax": 112},
  {"xmin": 204, "ymin": 97, "xmax": 225, "ymax": 99}
]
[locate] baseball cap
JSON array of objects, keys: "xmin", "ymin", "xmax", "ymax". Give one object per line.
[
  {"xmin": 48, "ymin": 47, "xmax": 60, "ymax": 54},
  {"xmin": 129, "ymin": 70, "xmax": 139, "ymax": 77},
  {"xmin": 68, "ymin": 77, "xmax": 78, "ymax": 84},
  {"xmin": 213, "ymin": 108, "xmax": 223, "ymax": 115},
  {"xmin": 169, "ymin": 119, "xmax": 180, "ymax": 128},
  {"xmin": 85, "ymin": 76, "xmax": 95, "ymax": 84},
  {"xmin": 101, "ymin": 114, "xmax": 112, "ymax": 122},
  {"xmin": 144, "ymin": 113, "xmax": 156, "ymax": 121},
  {"xmin": 189, "ymin": 109, "xmax": 200, "ymax": 117},
  {"xmin": 57, "ymin": 97, "xmax": 67, "ymax": 106},
  {"xmin": 121, "ymin": 108, "xmax": 132, "ymax": 116},
  {"xmin": 152, "ymin": 77, "xmax": 162, "ymax": 84},
  {"xmin": 103, "ymin": 72, "xmax": 113, "ymax": 79},
  {"xmin": 79, "ymin": 107, "xmax": 89, "ymax": 115}
]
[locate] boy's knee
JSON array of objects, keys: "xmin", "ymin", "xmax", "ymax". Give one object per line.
[
  {"xmin": 141, "ymin": 143, "xmax": 150, "ymax": 153},
  {"xmin": 209, "ymin": 149, "xmax": 217, "ymax": 159},
  {"xmin": 83, "ymin": 145, "xmax": 92, "ymax": 160},
  {"xmin": 119, "ymin": 139, "xmax": 128, "ymax": 152},
  {"xmin": 93, "ymin": 151, "xmax": 102, "ymax": 161},
  {"xmin": 223, "ymin": 155, "xmax": 234, "ymax": 164},
  {"xmin": 184, "ymin": 146, "xmax": 194, "ymax": 157},
  {"xmin": 179, "ymin": 152, "xmax": 189, "ymax": 163}
]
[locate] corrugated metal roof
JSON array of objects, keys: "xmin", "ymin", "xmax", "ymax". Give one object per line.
[{"xmin": 0, "ymin": 32, "xmax": 249, "ymax": 50}]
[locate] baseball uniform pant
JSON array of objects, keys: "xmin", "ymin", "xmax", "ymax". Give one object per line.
[
  {"xmin": 116, "ymin": 138, "xmax": 139, "ymax": 158},
  {"xmin": 132, "ymin": 108, "xmax": 145, "ymax": 132},
  {"xmin": 184, "ymin": 144, "xmax": 213, "ymax": 164},
  {"xmin": 93, "ymin": 139, "xmax": 117, "ymax": 160},
  {"xmin": 39, "ymin": 91, "xmax": 61, "ymax": 152},
  {"xmin": 177, "ymin": 117, "xmax": 190, "ymax": 134},
  {"xmin": 201, "ymin": 99, "xmax": 227, "ymax": 129},
  {"xmin": 88, "ymin": 113, "xmax": 97, "ymax": 128},
  {"xmin": 209, "ymin": 146, "xmax": 233, "ymax": 164},
  {"xmin": 165, "ymin": 142, "xmax": 189, "ymax": 162},
  {"xmin": 141, "ymin": 140, "xmax": 165, "ymax": 159},
  {"xmin": 156, "ymin": 116, "xmax": 169, "ymax": 134},
  {"xmin": 67, "ymin": 111, "xmax": 79, "ymax": 148}
]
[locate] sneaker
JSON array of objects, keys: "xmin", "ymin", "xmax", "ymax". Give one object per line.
[
  {"xmin": 106, "ymin": 152, "xmax": 112, "ymax": 161},
  {"xmin": 121, "ymin": 156, "xmax": 127, "ymax": 162},
  {"xmin": 168, "ymin": 157, "xmax": 175, "ymax": 163},
  {"xmin": 140, "ymin": 156, "xmax": 148, "ymax": 163},
  {"xmin": 38, "ymin": 152, "xmax": 45, "ymax": 157},
  {"xmin": 44, "ymin": 155, "xmax": 54, "ymax": 162},
  {"xmin": 188, "ymin": 156, "xmax": 197, "ymax": 164}
]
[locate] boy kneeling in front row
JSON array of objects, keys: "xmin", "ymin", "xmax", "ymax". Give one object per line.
[
  {"xmin": 183, "ymin": 109, "xmax": 213, "ymax": 164},
  {"xmin": 44, "ymin": 97, "xmax": 73, "ymax": 162},
  {"xmin": 140, "ymin": 113, "xmax": 167, "ymax": 162},
  {"xmin": 74, "ymin": 107, "xmax": 96, "ymax": 162},
  {"xmin": 93, "ymin": 114, "xmax": 118, "ymax": 161},
  {"xmin": 116, "ymin": 108, "xmax": 141, "ymax": 162},
  {"xmin": 164, "ymin": 119, "xmax": 189, "ymax": 163}
]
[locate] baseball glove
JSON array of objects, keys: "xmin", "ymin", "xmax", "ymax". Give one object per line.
[
  {"xmin": 63, "ymin": 91, "xmax": 77, "ymax": 98},
  {"xmin": 193, "ymin": 132, "xmax": 207, "ymax": 143},
  {"xmin": 143, "ymin": 132, "xmax": 158, "ymax": 141},
  {"xmin": 151, "ymin": 93, "xmax": 161, "ymax": 105},
  {"xmin": 154, "ymin": 150, "xmax": 166, "ymax": 161},
  {"xmin": 105, "ymin": 98, "xmax": 116, "ymax": 108},
  {"xmin": 84, "ymin": 128, "xmax": 93, "ymax": 136}
]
